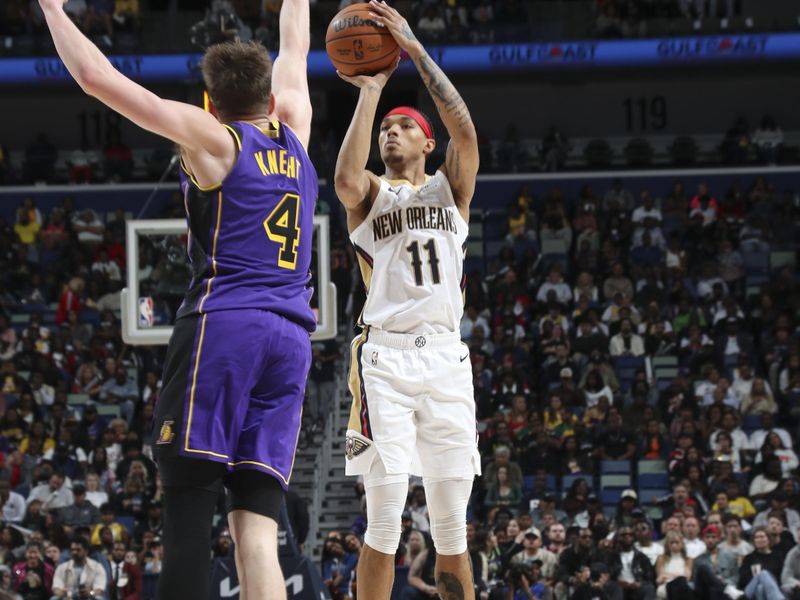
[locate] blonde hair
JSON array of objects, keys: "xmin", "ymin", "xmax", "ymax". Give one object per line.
[{"xmin": 663, "ymin": 530, "xmax": 687, "ymax": 558}]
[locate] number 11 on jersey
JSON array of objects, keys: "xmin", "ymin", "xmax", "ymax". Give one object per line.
[{"xmin": 406, "ymin": 238, "xmax": 441, "ymax": 286}]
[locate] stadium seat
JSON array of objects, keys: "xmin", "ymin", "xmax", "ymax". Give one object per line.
[
  {"xmin": 97, "ymin": 405, "xmax": 121, "ymax": 419},
  {"xmin": 638, "ymin": 473, "xmax": 669, "ymax": 488},
  {"xmin": 485, "ymin": 240, "xmax": 507, "ymax": 262},
  {"xmin": 601, "ymin": 474, "xmax": 631, "ymax": 488},
  {"xmin": 655, "ymin": 366, "xmax": 679, "ymax": 381},
  {"xmin": 638, "ymin": 488, "xmax": 668, "ymax": 504},
  {"xmin": 652, "ymin": 356, "xmax": 678, "ymax": 368},
  {"xmin": 67, "ymin": 393, "xmax": 91, "ymax": 406},
  {"xmin": 482, "ymin": 211, "xmax": 507, "ymax": 240},
  {"xmin": 624, "ymin": 138, "xmax": 654, "ymax": 167},
  {"xmin": 600, "ymin": 488, "xmax": 624, "ymax": 505},
  {"xmin": 541, "ymin": 238, "xmax": 569, "ymax": 256},
  {"xmin": 613, "ymin": 356, "xmax": 645, "ymax": 371},
  {"xmin": 638, "ymin": 460, "xmax": 667, "ymax": 474},
  {"xmin": 117, "ymin": 515, "xmax": 136, "ymax": 536},
  {"xmin": 669, "ymin": 136, "xmax": 698, "ymax": 165},
  {"xmin": 645, "ymin": 506, "xmax": 664, "ymax": 521},
  {"xmin": 601, "ymin": 460, "xmax": 630, "ymax": 474},
  {"xmin": 583, "ymin": 139, "xmax": 613, "ymax": 168},
  {"xmin": 770, "ymin": 251, "xmax": 796, "ymax": 271},
  {"xmin": 742, "ymin": 414, "xmax": 762, "ymax": 434}
]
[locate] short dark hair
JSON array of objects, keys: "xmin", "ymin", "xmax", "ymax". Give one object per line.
[
  {"xmin": 72, "ymin": 538, "xmax": 90, "ymax": 552},
  {"xmin": 202, "ymin": 41, "xmax": 273, "ymax": 120}
]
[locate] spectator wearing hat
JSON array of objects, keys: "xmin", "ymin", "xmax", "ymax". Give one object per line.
[
  {"xmin": 614, "ymin": 490, "xmax": 643, "ymax": 530},
  {"xmin": 692, "ymin": 524, "xmax": 740, "ymax": 599},
  {"xmin": 512, "ymin": 529, "xmax": 557, "ymax": 581},
  {"xmin": 607, "ymin": 525, "xmax": 656, "ymax": 600}
]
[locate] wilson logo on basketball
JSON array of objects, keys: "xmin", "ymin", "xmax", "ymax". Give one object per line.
[{"xmin": 333, "ymin": 16, "xmax": 381, "ymax": 32}]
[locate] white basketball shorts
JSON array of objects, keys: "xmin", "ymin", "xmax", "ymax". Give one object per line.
[{"xmin": 344, "ymin": 327, "xmax": 481, "ymax": 479}]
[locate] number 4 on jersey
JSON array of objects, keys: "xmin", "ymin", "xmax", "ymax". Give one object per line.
[
  {"xmin": 406, "ymin": 239, "xmax": 441, "ymax": 286},
  {"xmin": 264, "ymin": 193, "xmax": 300, "ymax": 270}
]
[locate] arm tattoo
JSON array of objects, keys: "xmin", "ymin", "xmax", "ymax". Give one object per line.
[
  {"xmin": 401, "ymin": 23, "xmax": 416, "ymax": 41},
  {"xmin": 436, "ymin": 572, "xmax": 466, "ymax": 600},
  {"xmin": 416, "ymin": 53, "xmax": 471, "ymax": 130},
  {"xmin": 436, "ymin": 572, "xmax": 464, "ymax": 600}
]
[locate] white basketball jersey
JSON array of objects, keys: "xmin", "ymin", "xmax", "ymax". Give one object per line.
[{"xmin": 349, "ymin": 171, "xmax": 468, "ymax": 334}]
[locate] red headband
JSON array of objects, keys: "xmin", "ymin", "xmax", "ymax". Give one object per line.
[{"xmin": 383, "ymin": 107, "xmax": 433, "ymax": 139}]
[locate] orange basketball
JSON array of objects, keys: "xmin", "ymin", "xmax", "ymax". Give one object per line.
[{"xmin": 326, "ymin": 4, "xmax": 400, "ymax": 77}]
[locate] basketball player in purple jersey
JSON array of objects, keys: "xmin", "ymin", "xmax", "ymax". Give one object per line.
[
  {"xmin": 335, "ymin": 2, "xmax": 480, "ymax": 599},
  {"xmin": 39, "ymin": 1, "xmax": 315, "ymax": 599}
]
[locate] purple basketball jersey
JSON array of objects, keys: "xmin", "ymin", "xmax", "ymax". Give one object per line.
[{"xmin": 178, "ymin": 121, "xmax": 317, "ymax": 331}]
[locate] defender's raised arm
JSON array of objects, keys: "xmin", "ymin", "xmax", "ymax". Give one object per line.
[
  {"xmin": 39, "ymin": 0, "xmax": 231, "ymax": 157},
  {"xmin": 270, "ymin": 0, "xmax": 313, "ymax": 149}
]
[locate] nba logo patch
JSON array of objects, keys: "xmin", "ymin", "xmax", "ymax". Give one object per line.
[
  {"xmin": 345, "ymin": 435, "xmax": 370, "ymax": 460},
  {"xmin": 371, "ymin": 351, "xmax": 379, "ymax": 365},
  {"xmin": 156, "ymin": 420, "xmax": 175, "ymax": 445}
]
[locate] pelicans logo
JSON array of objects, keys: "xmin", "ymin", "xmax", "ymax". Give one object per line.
[{"xmin": 345, "ymin": 435, "xmax": 370, "ymax": 460}]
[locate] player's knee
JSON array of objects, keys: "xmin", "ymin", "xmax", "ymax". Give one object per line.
[
  {"xmin": 425, "ymin": 478, "xmax": 472, "ymax": 556},
  {"xmin": 363, "ymin": 478, "xmax": 407, "ymax": 555},
  {"xmin": 364, "ymin": 521, "xmax": 402, "ymax": 555}
]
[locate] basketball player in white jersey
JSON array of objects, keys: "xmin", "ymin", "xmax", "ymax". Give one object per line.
[{"xmin": 334, "ymin": 2, "xmax": 480, "ymax": 598}]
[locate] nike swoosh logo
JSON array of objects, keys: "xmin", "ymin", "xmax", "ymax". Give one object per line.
[{"xmin": 460, "ymin": 354, "xmax": 469, "ymax": 362}]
